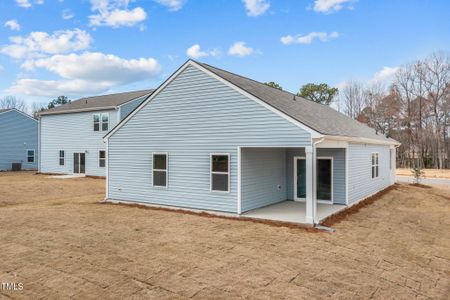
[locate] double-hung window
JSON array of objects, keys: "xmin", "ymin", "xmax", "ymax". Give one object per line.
[
  {"xmin": 93, "ymin": 113, "xmax": 109, "ymax": 131},
  {"xmin": 59, "ymin": 150, "xmax": 65, "ymax": 166},
  {"xmin": 211, "ymin": 154, "xmax": 229, "ymax": 192},
  {"xmin": 93, "ymin": 114, "xmax": 100, "ymax": 131},
  {"xmin": 153, "ymin": 153, "xmax": 168, "ymax": 187},
  {"xmin": 371, "ymin": 153, "xmax": 379, "ymax": 178},
  {"xmin": 102, "ymin": 114, "xmax": 109, "ymax": 131},
  {"xmin": 27, "ymin": 149, "xmax": 35, "ymax": 163},
  {"xmin": 99, "ymin": 151, "xmax": 106, "ymax": 167}
]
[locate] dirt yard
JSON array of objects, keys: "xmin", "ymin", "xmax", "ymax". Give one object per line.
[
  {"xmin": 397, "ymin": 168, "xmax": 450, "ymax": 179},
  {"xmin": 0, "ymin": 172, "xmax": 449, "ymax": 299}
]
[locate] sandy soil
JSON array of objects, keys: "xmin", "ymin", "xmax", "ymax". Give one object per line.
[
  {"xmin": 397, "ymin": 168, "xmax": 450, "ymax": 179},
  {"xmin": 0, "ymin": 172, "xmax": 449, "ymax": 299}
]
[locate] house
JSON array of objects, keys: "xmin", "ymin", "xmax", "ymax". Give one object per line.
[
  {"xmin": 0, "ymin": 108, "xmax": 38, "ymax": 171},
  {"xmin": 104, "ymin": 60, "xmax": 400, "ymax": 225},
  {"xmin": 38, "ymin": 90, "xmax": 153, "ymax": 177}
]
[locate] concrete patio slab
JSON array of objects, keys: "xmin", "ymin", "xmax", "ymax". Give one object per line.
[{"xmin": 242, "ymin": 201, "xmax": 346, "ymax": 224}]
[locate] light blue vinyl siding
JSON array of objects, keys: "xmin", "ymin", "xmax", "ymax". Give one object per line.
[
  {"xmin": 119, "ymin": 96, "xmax": 147, "ymax": 120},
  {"xmin": 285, "ymin": 148, "xmax": 346, "ymax": 204},
  {"xmin": 241, "ymin": 148, "xmax": 287, "ymax": 212},
  {"xmin": 108, "ymin": 65, "xmax": 312, "ymax": 213},
  {"xmin": 40, "ymin": 109, "xmax": 118, "ymax": 176},
  {"xmin": 0, "ymin": 110, "xmax": 38, "ymax": 170},
  {"xmin": 348, "ymin": 143, "xmax": 392, "ymax": 204}
]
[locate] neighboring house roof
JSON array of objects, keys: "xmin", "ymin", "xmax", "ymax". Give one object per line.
[
  {"xmin": 197, "ymin": 61, "xmax": 396, "ymax": 143},
  {"xmin": 105, "ymin": 60, "xmax": 399, "ymax": 145},
  {"xmin": 38, "ymin": 89, "xmax": 155, "ymax": 116},
  {"xmin": 0, "ymin": 108, "xmax": 37, "ymax": 121}
]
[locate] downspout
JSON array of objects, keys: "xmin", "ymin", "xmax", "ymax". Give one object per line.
[{"xmin": 312, "ymin": 137, "xmax": 325, "ymax": 224}]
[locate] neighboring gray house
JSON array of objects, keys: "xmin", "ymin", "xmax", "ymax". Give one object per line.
[
  {"xmin": 104, "ymin": 60, "xmax": 399, "ymax": 225},
  {"xmin": 0, "ymin": 108, "xmax": 38, "ymax": 171},
  {"xmin": 38, "ymin": 90, "xmax": 153, "ymax": 177}
]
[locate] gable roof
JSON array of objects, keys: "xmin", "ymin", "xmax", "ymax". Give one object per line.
[
  {"xmin": 197, "ymin": 61, "xmax": 396, "ymax": 143},
  {"xmin": 38, "ymin": 89, "xmax": 154, "ymax": 116},
  {"xmin": 0, "ymin": 108, "xmax": 37, "ymax": 121},
  {"xmin": 105, "ymin": 60, "xmax": 399, "ymax": 145}
]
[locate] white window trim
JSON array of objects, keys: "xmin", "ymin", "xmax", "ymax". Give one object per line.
[
  {"xmin": 101, "ymin": 113, "xmax": 109, "ymax": 132},
  {"xmin": 59, "ymin": 150, "xmax": 65, "ymax": 166},
  {"xmin": 93, "ymin": 113, "xmax": 100, "ymax": 131},
  {"xmin": 98, "ymin": 150, "xmax": 106, "ymax": 168},
  {"xmin": 26, "ymin": 149, "xmax": 35, "ymax": 163},
  {"xmin": 293, "ymin": 156, "xmax": 306, "ymax": 202},
  {"xmin": 152, "ymin": 152, "xmax": 168, "ymax": 188},
  {"xmin": 210, "ymin": 153, "xmax": 230, "ymax": 193},
  {"xmin": 371, "ymin": 152, "xmax": 379, "ymax": 179}
]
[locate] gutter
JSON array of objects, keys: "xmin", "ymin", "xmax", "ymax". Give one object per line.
[
  {"xmin": 38, "ymin": 106, "xmax": 117, "ymax": 116},
  {"xmin": 324, "ymin": 135, "xmax": 401, "ymax": 146}
]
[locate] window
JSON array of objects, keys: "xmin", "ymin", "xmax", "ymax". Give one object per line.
[
  {"xmin": 153, "ymin": 153, "xmax": 168, "ymax": 187},
  {"xmin": 102, "ymin": 113, "xmax": 109, "ymax": 131},
  {"xmin": 93, "ymin": 114, "xmax": 100, "ymax": 131},
  {"xmin": 59, "ymin": 150, "xmax": 65, "ymax": 166},
  {"xmin": 371, "ymin": 153, "xmax": 379, "ymax": 178},
  {"xmin": 99, "ymin": 151, "xmax": 106, "ymax": 167},
  {"xmin": 93, "ymin": 113, "xmax": 109, "ymax": 131},
  {"xmin": 211, "ymin": 154, "xmax": 229, "ymax": 192},
  {"xmin": 27, "ymin": 149, "xmax": 35, "ymax": 163}
]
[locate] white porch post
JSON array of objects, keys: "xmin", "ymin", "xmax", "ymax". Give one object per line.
[{"xmin": 305, "ymin": 146, "xmax": 315, "ymax": 224}]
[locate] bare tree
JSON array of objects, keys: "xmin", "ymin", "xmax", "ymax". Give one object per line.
[
  {"xmin": 0, "ymin": 96, "xmax": 26, "ymax": 112},
  {"xmin": 30, "ymin": 102, "xmax": 47, "ymax": 119},
  {"xmin": 342, "ymin": 80, "xmax": 365, "ymax": 119}
]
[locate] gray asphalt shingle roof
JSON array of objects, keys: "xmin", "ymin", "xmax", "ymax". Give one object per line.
[
  {"xmin": 197, "ymin": 61, "xmax": 396, "ymax": 143},
  {"xmin": 39, "ymin": 89, "xmax": 154, "ymax": 116}
]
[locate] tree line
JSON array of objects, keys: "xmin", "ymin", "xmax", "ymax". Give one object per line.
[
  {"xmin": 0, "ymin": 96, "xmax": 71, "ymax": 118},
  {"xmin": 265, "ymin": 53, "xmax": 450, "ymax": 169}
]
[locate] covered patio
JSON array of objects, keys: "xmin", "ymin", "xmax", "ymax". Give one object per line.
[
  {"xmin": 242, "ymin": 201, "xmax": 346, "ymax": 224},
  {"xmin": 238, "ymin": 144, "xmax": 348, "ymax": 225}
]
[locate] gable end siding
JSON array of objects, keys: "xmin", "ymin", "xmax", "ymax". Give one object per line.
[{"xmin": 108, "ymin": 65, "xmax": 312, "ymax": 213}]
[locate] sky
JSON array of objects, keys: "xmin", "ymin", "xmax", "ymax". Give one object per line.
[{"xmin": 0, "ymin": 0, "xmax": 449, "ymax": 109}]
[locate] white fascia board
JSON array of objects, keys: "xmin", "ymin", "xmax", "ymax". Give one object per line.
[
  {"xmin": 325, "ymin": 135, "xmax": 401, "ymax": 146},
  {"xmin": 191, "ymin": 61, "xmax": 322, "ymax": 139}
]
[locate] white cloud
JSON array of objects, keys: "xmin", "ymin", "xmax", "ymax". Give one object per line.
[
  {"xmin": 1, "ymin": 29, "xmax": 92, "ymax": 59},
  {"xmin": 0, "ymin": 64, "xmax": 4, "ymax": 73},
  {"xmin": 280, "ymin": 31, "xmax": 339, "ymax": 45},
  {"xmin": 242, "ymin": 0, "xmax": 270, "ymax": 16},
  {"xmin": 15, "ymin": 0, "xmax": 44, "ymax": 8},
  {"xmin": 62, "ymin": 9, "xmax": 74, "ymax": 20},
  {"xmin": 16, "ymin": 0, "xmax": 31, "ymax": 8},
  {"xmin": 89, "ymin": 0, "xmax": 147, "ymax": 28},
  {"xmin": 313, "ymin": 0, "xmax": 356, "ymax": 13},
  {"xmin": 10, "ymin": 52, "xmax": 161, "ymax": 96},
  {"xmin": 369, "ymin": 66, "xmax": 399, "ymax": 84},
  {"xmin": 154, "ymin": 0, "xmax": 186, "ymax": 11},
  {"xmin": 186, "ymin": 44, "xmax": 220, "ymax": 59},
  {"xmin": 4, "ymin": 20, "xmax": 21, "ymax": 31},
  {"xmin": 228, "ymin": 42, "xmax": 254, "ymax": 57}
]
